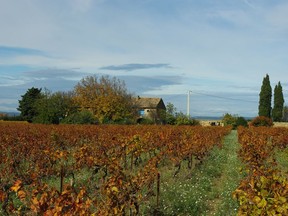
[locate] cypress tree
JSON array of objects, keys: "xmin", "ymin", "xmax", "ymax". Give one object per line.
[
  {"xmin": 258, "ymin": 74, "xmax": 272, "ymax": 118},
  {"xmin": 272, "ymin": 81, "xmax": 284, "ymax": 121}
]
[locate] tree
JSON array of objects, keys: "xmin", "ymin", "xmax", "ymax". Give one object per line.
[
  {"xmin": 222, "ymin": 113, "xmax": 237, "ymax": 127},
  {"xmin": 258, "ymin": 74, "xmax": 272, "ymax": 118},
  {"xmin": 222, "ymin": 113, "xmax": 248, "ymax": 129},
  {"xmin": 272, "ymin": 82, "xmax": 284, "ymax": 121},
  {"xmin": 235, "ymin": 117, "xmax": 248, "ymax": 128},
  {"xmin": 73, "ymin": 75, "xmax": 133, "ymax": 123},
  {"xmin": 165, "ymin": 102, "xmax": 177, "ymax": 125},
  {"xmin": 17, "ymin": 87, "xmax": 42, "ymax": 122},
  {"xmin": 283, "ymin": 106, "xmax": 288, "ymax": 122},
  {"xmin": 163, "ymin": 102, "xmax": 199, "ymax": 125},
  {"xmin": 174, "ymin": 112, "xmax": 199, "ymax": 125},
  {"xmin": 34, "ymin": 90, "xmax": 76, "ymax": 124}
]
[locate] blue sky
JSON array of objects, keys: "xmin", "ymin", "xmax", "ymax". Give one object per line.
[{"xmin": 1, "ymin": 0, "xmax": 288, "ymax": 117}]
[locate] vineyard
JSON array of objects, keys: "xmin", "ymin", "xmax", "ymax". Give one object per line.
[
  {"xmin": 235, "ymin": 126, "xmax": 288, "ymax": 215},
  {"xmin": 1, "ymin": 122, "xmax": 288, "ymax": 215}
]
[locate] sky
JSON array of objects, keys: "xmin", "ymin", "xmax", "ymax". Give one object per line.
[{"xmin": 1, "ymin": 0, "xmax": 288, "ymax": 117}]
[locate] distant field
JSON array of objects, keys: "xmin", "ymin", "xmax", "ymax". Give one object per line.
[
  {"xmin": 199, "ymin": 120, "xmax": 223, "ymax": 126},
  {"xmin": 199, "ymin": 120, "xmax": 288, "ymax": 127},
  {"xmin": 273, "ymin": 122, "xmax": 288, "ymax": 127}
]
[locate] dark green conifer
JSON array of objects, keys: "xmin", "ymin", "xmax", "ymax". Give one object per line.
[
  {"xmin": 258, "ymin": 74, "xmax": 272, "ymax": 118},
  {"xmin": 17, "ymin": 87, "xmax": 42, "ymax": 122},
  {"xmin": 272, "ymin": 81, "xmax": 284, "ymax": 121}
]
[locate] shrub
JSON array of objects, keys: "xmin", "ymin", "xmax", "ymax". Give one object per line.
[
  {"xmin": 222, "ymin": 113, "xmax": 237, "ymax": 127},
  {"xmin": 109, "ymin": 118, "xmax": 135, "ymax": 125},
  {"xmin": 175, "ymin": 113, "xmax": 200, "ymax": 126},
  {"xmin": 249, "ymin": 116, "xmax": 273, "ymax": 127},
  {"xmin": 61, "ymin": 110, "xmax": 96, "ymax": 124},
  {"xmin": 137, "ymin": 118, "xmax": 154, "ymax": 125},
  {"xmin": 235, "ymin": 117, "xmax": 248, "ymax": 128},
  {"xmin": 222, "ymin": 114, "xmax": 249, "ymax": 129}
]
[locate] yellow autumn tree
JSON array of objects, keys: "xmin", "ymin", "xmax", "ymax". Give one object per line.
[{"xmin": 73, "ymin": 75, "xmax": 134, "ymax": 123}]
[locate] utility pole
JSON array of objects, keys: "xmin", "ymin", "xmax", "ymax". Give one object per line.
[{"xmin": 187, "ymin": 90, "xmax": 192, "ymax": 117}]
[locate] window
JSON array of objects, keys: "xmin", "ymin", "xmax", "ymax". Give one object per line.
[{"xmin": 139, "ymin": 110, "xmax": 144, "ymax": 116}]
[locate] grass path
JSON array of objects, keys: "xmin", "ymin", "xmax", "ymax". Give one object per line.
[
  {"xmin": 206, "ymin": 130, "xmax": 244, "ymax": 216},
  {"xmin": 156, "ymin": 130, "xmax": 244, "ymax": 216}
]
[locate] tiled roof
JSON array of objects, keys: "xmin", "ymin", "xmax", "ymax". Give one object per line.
[{"xmin": 133, "ymin": 97, "xmax": 163, "ymax": 108}]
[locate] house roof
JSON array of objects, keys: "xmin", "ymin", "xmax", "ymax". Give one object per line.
[{"xmin": 133, "ymin": 97, "xmax": 166, "ymax": 109}]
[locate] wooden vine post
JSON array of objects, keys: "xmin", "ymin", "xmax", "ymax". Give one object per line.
[{"xmin": 156, "ymin": 172, "xmax": 160, "ymax": 208}]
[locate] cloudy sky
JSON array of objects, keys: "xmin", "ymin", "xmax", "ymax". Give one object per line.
[{"xmin": 1, "ymin": 0, "xmax": 288, "ymax": 117}]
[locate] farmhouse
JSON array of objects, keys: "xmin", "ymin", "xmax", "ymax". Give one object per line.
[{"xmin": 133, "ymin": 96, "xmax": 166, "ymax": 123}]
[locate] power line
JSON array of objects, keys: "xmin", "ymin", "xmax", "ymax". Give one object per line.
[
  {"xmin": 161, "ymin": 92, "xmax": 257, "ymax": 103},
  {"xmin": 191, "ymin": 91, "xmax": 257, "ymax": 103}
]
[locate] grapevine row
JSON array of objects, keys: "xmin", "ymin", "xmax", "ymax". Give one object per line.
[
  {"xmin": 234, "ymin": 126, "xmax": 288, "ymax": 215},
  {"xmin": 0, "ymin": 122, "xmax": 231, "ymax": 215}
]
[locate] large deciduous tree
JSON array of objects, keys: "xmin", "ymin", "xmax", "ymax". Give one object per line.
[
  {"xmin": 272, "ymin": 81, "xmax": 284, "ymax": 121},
  {"xmin": 18, "ymin": 87, "xmax": 42, "ymax": 122},
  {"xmin": 258, "ymin": 74, "xmax": 272, "ymax": 118},
  {"xmin": 73, "ymin": 75, "xmax": 133, "ymax": 123}
]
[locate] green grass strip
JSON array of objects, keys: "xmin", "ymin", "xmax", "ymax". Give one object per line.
[{"xmin": 150, "ymin": 130, "xmax": 245, "ymax": 216}]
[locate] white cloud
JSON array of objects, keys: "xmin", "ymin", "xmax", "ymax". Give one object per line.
[
  {"xmin": 1, "ymin": 55, "xmax": 56, "ymax": 67},
  {"xmin": 0, "ymin": 75, "xmax": 27, "ymax": 87},
  {"xmin": 0, "ymin": 99, "xmax": 16, "ymax": 104}
]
